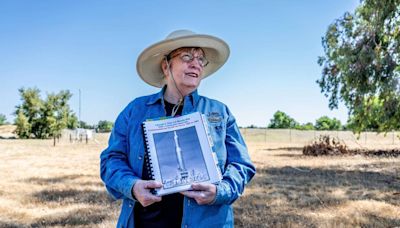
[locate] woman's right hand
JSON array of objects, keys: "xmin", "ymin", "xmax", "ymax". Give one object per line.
[{"xmin": 132, "ymin": 180, "xmax": 162, "ymax": 207}]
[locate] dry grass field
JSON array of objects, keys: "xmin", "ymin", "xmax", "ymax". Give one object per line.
[
  {"xmin": 0, "ymin": 133, "xmax": 120, "ymax": 228},
  {"xmin": 0, "ymin": 126, "xmax": 399, "ymax": 227},
  {"xmin": 235, "ymin": 143, "xmax": 399, "ymax": 227}
]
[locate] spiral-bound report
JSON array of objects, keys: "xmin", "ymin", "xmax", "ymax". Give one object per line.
[{"xmin": 143, "ymin": 112, "xmax": 222, "ymax": 196}]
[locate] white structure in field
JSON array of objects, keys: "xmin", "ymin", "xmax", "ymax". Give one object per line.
[
  {"xmin": 75, "ymin": 128, "xmax": 93, "ymax": 140},
  {"xmin": 62, "ymin": 128, "xmax": 94, "ymax": 142}
]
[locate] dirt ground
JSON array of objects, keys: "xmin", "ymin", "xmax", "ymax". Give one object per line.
[
  {"xmin": 0, "ymin": 130, "xmax": 399, "ymax": 227},
  {"xmin": 235, "ymin": 143, "xmax": 400, "ymax": 227}
]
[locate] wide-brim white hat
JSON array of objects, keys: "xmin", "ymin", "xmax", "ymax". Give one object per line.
[{"xmin": 136, "ymin": 30, "xmax": 230, "ymax": 88}]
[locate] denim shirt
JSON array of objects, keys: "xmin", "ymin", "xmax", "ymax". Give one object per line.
[{"xmin": 100, "ymin": 87, "xmax": 256, "ymax": 228}]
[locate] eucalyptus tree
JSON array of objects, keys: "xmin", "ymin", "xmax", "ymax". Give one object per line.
[{"xmin": 318, "ymin": 0, "xmax": 400, "ymax": 133}]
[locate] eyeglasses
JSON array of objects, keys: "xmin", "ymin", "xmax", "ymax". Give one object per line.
[{"xmin": 168, "ymin": 52, "xmax": 209, "ymax": 67}]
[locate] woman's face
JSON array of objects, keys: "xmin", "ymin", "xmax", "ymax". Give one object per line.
[{"xmin": 162, "ymin": 47, "xmax": 207, "ymax": 96}]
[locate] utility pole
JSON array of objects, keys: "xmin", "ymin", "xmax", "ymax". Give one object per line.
[{"xmin": 79, "ymin": 89, "xmax": 81, "ymax": 128}]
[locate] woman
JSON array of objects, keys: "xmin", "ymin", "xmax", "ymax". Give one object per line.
[{"xmin": 100, "ymin": 29, "xmax": 255, "ymax": 227}]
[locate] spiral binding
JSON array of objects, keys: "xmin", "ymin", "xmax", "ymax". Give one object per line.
[{"xmin": 142, "ymin": 123, "xmax": 155, "ymax": 181}]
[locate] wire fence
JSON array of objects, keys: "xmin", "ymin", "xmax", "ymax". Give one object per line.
[
  {"xmin": 58, "ymin": 128, "xmax": 400, "ymax": 149},
  {"xmin": 240, "ymin": 128, "xmax": 400, "ymax": 149}
]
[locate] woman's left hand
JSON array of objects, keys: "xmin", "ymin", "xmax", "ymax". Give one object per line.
[{"xmin": 181, "ymin": 183, "xmax": 216, "ymax": 205}]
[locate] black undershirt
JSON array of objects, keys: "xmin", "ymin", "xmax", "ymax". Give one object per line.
[{"xmin": 134, "ymin": 100, "xmax": 184, "ymax": 228}]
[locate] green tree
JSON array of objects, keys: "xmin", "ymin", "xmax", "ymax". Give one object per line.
[
  {"xmin": 15, "ymin": 88, "xmax": 43, "ymax": 137},
  {"xmin": 0, "ymin": 114, "xmax": 6, "ymax": 125},
  {"xmin": 15, "ymin": 110, "xmax": 31, "ymax": 138},
  {"xmin": 44, "ymin": 91, "xmax": 74, "ymax": 138},
  {"xmin": 79, "ymin": 121, "xmax": 93, "ymax": 129},
  {"xmin": 295, "ymin": 122, "xmax": 315, "ymax": 130},
  {"xmin": 315, "ymin": 116, "xmax": 342, "ymax": 130},
  {"xmin": 345, "ymin": 96, "xmax": 382, "ymax": 131},
  {"xmin": 67, "ymin": 114, "xmax": 79, "ymax": 129},
  {"xmin": 268, "ymin": 111, "xmax": 299, "ymax": 129},
  {"xmin": 14, "ymin": 87, "xmax": 78, "ymax": 138},
  {"xmin": 97, "ymin": 120, "xmax": 114, "ymax": 132},
  {"xmin": 318, "ymin": 0, "xmax": 400, "ymax": 133}
]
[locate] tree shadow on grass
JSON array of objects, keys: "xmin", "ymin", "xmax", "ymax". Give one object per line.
[
  {"xmin": 0, "ymin": 221, "xmax": 28, "ymax": 228},
  {"xmin": 25, "ymin": 188, "xmax": 121, "ymax": 227},
  {"xmin": 3, "ymin": 207, "xmax": 117, "ymax": 228},
  {"xmin": 272, "ymin": 153, "xmax": 304, "ymax": 158},
  {"xmin": 25, "ymin": 174, "xmax": 96, "ymax": 185},
  {"xmin": 361, "ymin": 213, "xmax": 400, "ymax": 227},
  {"xmin": 234, "ymin": 206, "xmax": 317, "ymax": 228},
  {"xmin": 32, "ymin": 188, "xmax": 115, "ymax": 205},
  {"xmin": 234, "ymin": 165, "xmax": 400, "ymax": 227},
  {"xmin": 263, "ymin": 147, "xmax": 303, "ymax": 151},
  {"xmin": 30, "ymin": 207, "xmax": 108, "ymax": 227},
  {"xmin": 78, "ymin": 180, "xmax": 105, "ymax": 188},
  {"xmin": 261, "ymin": 166, "xmax": 399, "ymax": 204}
]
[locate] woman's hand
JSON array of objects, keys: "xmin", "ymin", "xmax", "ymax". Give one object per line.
[
  {"xmin": 132, "ymin": 180, "xmax": 162, "ymax": 207},
  {"xmin": 181, "ymin": 183, "xmax": 216, "ymax": 205}
]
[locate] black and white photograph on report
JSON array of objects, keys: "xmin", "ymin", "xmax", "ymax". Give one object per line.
[{"xmin": 153, "ymin": 126, "xmax": 210, "ymax": 189}]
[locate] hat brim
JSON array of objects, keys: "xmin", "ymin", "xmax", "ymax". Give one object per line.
[{"xmin": 136, "ymin": 34, "xmax": 230, "ymax": 88}]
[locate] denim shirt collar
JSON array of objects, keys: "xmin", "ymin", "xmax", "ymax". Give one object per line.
[{"xmin": 146, "ymin": 86, "xmax": 200, "ymax": 108}]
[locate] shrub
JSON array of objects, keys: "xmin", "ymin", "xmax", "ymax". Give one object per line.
[
  {"xmin": 303, "ymin": 135, "xmax": 349, "ymax": 156},
  {"xmin": 0, "ymin": 114, "xmax": 7, "ymax": 125},
  {"xmin": 97, "ymin": 120, "xmax": 113, "ymax": 132}
]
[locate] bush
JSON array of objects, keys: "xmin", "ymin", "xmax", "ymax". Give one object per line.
[
  {"xmin": 14, "ymin": 87, "xmax": 78, "ymax": 138},
  {"xmin": 268, "ymin": 111, "xmax": 299, "ymax": 129},
  {"xmin": 0, "ymin": 114, "xmax": 6, "ymax": 125},
  {"xmin": 15, "ymin": 110, "xmax": 31, "ymax": 138},
  {"xmin": 79, "ymin": 121, "xmax": 93, "ymax": 129},
  {"xmin": 97, "ymin": 120, "xmax": 113, "ymax": 132},
  {"xmin": 303, "ymin": 135, "xmax": 349, "ymax": 156},
  {"xmin": 295, "ymin": 122, "xmax": 315, "ymax": 130},
  {"xmin": 315, "ymin": 116, "xmax": 342, "ymax": 130}
]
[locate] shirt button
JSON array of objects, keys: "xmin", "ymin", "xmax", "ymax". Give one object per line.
[
  {"xmin": 129, "ymin": 203, "xmax": 133, "ymax": 207},
  {"xmin": 138, "ymin": 156, "xmax": 142, "ymax": 160}
]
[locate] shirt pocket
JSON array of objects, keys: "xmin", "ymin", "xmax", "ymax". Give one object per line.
[
  {"xmin": 209, "ymin": 122, "xmax": 224, "ymax": 133},
  {"xmin": 207, "ymin": 121, "xmax": 226, "ymax": 149}
]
